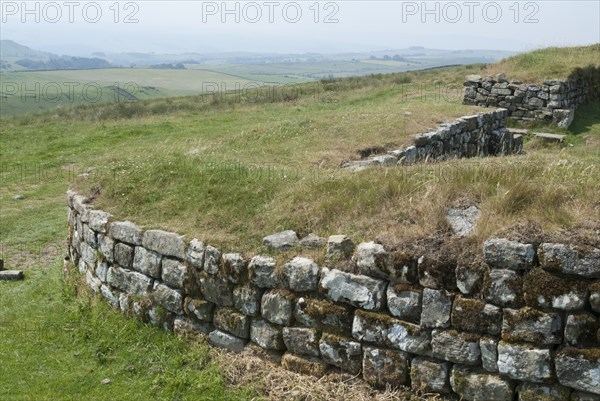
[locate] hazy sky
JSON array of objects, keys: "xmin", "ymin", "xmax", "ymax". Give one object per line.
[{"xmin": 2, "ymin": 0, "xmax": 599, "ymax": 55}]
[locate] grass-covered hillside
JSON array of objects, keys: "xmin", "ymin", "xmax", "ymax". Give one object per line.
[
  {"xmin": 482, "ymin": 44, "xmax": 600, "ymax": 82},
  {"xmin": 1, "ymin": 45, "xmax": 599, "ymax": 400}
]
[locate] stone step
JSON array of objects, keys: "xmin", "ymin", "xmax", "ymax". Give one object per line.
[
  {"xmin": 532, "ymin": 132, "xmax": 566, "ymax": 142},
  {"xmin": 0, "ymin": 270, "xmax": 24, "ymax": 280}
]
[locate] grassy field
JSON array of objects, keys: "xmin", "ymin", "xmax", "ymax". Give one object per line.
[{"xmin": 1, "ymin": 46, "xmax": 599, "ymax": 400}]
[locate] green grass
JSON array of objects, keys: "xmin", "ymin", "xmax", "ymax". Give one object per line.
[
  {"xmin": 0, "ymin": 262, "xmax": 258, "ymax": 401},
  {"xmin": 483, "ymin": 43, "xmax": 600, "ymax": 81}
]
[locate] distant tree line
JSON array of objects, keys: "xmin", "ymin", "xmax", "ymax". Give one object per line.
[
  {"xmin": 149, "ymin": 63, "xmax": 186, "ymax": 69},
  {"xmin": 15, "ymin": 56, "xmax": 111, "ymax": 70}
]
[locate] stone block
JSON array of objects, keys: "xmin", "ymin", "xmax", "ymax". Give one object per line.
[
  {"xmin": 132, "ymin": 246, "xmax": 161, "ymax": 279},
  {"xmin": 411, "ymin": 357, "xmax": 451, "ymax": 394},
  {"xmin": 281, "ymin": 256, "xmax": 320, "ymax": 292},
  {"xmin": 294, "ymin": 297, "xmax": 353, "ymax": 336},
  {"xmin": 209, "ymin": 329, "xmax": 246, "ymax": 353},
  {"xmin": 362, "ymin": 346, "xmax": 409, "ymax": 388},
  {"xmin": 451, "ymin": 366, "xmax": 515, "ymax": 401},
  {"xmin": 456, "ymin": 263, "xmax": 485, "ymax": 295},
  {"xmin": 452, "ymin": 297, "xmax": 502, "ymax": 335},
  {"xmin": 114, "ymin": 242, "xmax": 134, "ymax": 268},
  {"xmin": 261, "ymin": 290, "xmax": 294, "ymax": 325},
  {"xmin": 319, "ymin": 268, "xmax": 387, "ymax": 310},
  {"xmin": 502, "ymin": 307, "xmax": 562, "ymax": 344},
  {"xmin": 82, "ymin": 224, "xmax": 97, "ymax": 248},
  {"xmin": 431, "ymin": 330, "xmax": 481, "ymax": 365},
  {"xmin": 249, "ymin": 255, "xmax": 278, "ymax": 288},
  {"xmin": 153, "ymin": 282, "xmax": 183, "ymax": 314},
  {"xmin": 213, "ymin": 307, "xmax": 251, "ymax": 339},
  {"xmin": 590, "ymin": 283, "xmax": 600, "ymax": 313},
  {"xmin": 250, "ymin": 318, "xmax": 284, "ymax": 350},
  {"xmin": 233, "ymin": 284, "xmax": 263, "ymax": 316},
  {"xmin": 386, "ymin": 284, "xmax": 421, "ymax": 323},
  {"xmin": 200, "ymin": 274, "xmax": 233, "ymax": 307},
  {"xmin": 88, "ymin": 210, "xmax": 110, "ymax": 233},
  {"xmin": 173, "ymin": 317, "xmax": 213, "ymax": 336},
  {"xmin": 540, "ymin": 243, "xmax": 600, "ymax": 278},
  {"xmin": 556, "ymin": 348, "xmax": 600, "ymax": 395},
  {"xmin": 107, "ymin": 266, "xmax": 153, "ymax": 295},
  {"xmin": 481, "ymin": 336, "xmax": 499, "ymax": 372},
  {"xmin": 484, "ymin": 269, "xmax": 523, "ymax": 307},
  {"xmin": 282, "ymin": 327, "xmax": 320, "ymax": 357},
  {"xmin": 325, "ymin": 235, "xmax": 355, "ymax": 260},
  {"xmin": 203, "ymin": 245, "xmax": 222, "ymax": 275},
  {"xmin": 565, "ymin": 314, "xmax": 598, "ymax": 346},
  {"xmin": 109, "ymin": 221, "xmax": 142, "ymax": 245},
  {"xmin": 497, "ymin": 341, "xmax": 553, "ymax": 382},
  {"xmin": 483, "ymin": 238, "xmax": 535, "ymax": 270},
  {"xmin": 319, "ymin": 333, "xmax": 362, "ymax": 374},
  {"xmin": 571, "ymin": 391, "xmax": 600, "ymax": 401},
  {"xmin": 186, "ymin": 238, "xmax": 205, "ymax": 269},
  {"xmin": 262, "ymin": 230, "xmax": 299, "ymax": 251},
  {"xmin": 222, "ymin": 253, "xmax": 247, "ymax": 283},
  {"xmin": 355, "ymin": 241, "xmax": 387, "ymax": 278},
  {"xmin": 161, "ymin": 258, "xmax": 189, "ymax": 289},
  {"xmin": 97, "ymin": 234, "xmax": 114, "ymax": 263},
  {"xmin": 420, "ymin": 288, "xmax": 453, "ymax": 328},
  {"xmin": 142, "ymin": 229, "xmax": 186, "ymax": 260},
  {"xmin": 184, "ymin": 297, "xmax": 214, "ymax": 322}
]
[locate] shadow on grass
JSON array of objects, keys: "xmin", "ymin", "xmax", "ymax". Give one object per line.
[{"xmin": 569, "ymin": 100, "xmax": 600, "ymax": 136}]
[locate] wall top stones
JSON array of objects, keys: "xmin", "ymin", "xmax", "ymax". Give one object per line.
[{"xmin": 67, "ymin": 191, "xmax": 600, "ymax": 399}]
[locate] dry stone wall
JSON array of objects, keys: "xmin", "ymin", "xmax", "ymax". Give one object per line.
[
  {"xmin": 343, "ymin": 108, "xmax": 522, "ymax": 170},
  {"xmin": 463, "ymin": 66, "xmax": 600, "ymax": 128},
  {"xmin": 67, "ymin": 191, "xmax": 600, "ymax": 400}
]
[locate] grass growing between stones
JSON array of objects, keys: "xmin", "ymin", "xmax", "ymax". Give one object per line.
[{"xmin": 0, "ymin": 261, "xmax": 259, "ymax": 401}]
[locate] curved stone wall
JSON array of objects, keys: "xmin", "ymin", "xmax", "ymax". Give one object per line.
[{"xmin": 66, "ymin": 191, "xmax": 600, "ymax": 400}]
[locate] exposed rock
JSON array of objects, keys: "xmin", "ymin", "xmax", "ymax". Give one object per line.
[
  {"xmin": 319, "ymin": 333, "xmax": 362, "ymax": 374},
  {"xmin": 0, "ymin": 270, "xmax": 24, "ymax": 281},
  {"xmin": 132, "ymin": 246, "xmax": 161, "ymax": 279},
  {"xmin": 411, "ymin": 357, "xmax": 451, "ymax": 394},
  {"xmin": 213, "ymin": 307, "xmax": 250, "ymax": 338},
  {"xmin": 209, "ymin": 329, "xmax": 246, "ymax": 353},
  {"xmin": 483, "ymin": 238, "xmax": 535, "ymax": 271},
  {"xmin": 451, "ymin": 297, "xmax": 502, "ymax": 335},
  {"xmin": 249, "ymin": 255, "xmax": 278, "ymax": 288},
  {"xmin": 109, "ymin": 221, "xmax": 142, "ymax": 245},
  {"xmin": 387, "ymin": 319, "xmax": 432, "ymax": 356},
  {"xmin": 222, "ymin": 253, "xmax": 247, "ymax": 283},
  {"xmin": 250, "ymin": 319, "xmax": 284, "ymax": 350},
  {"xmin": 173, "ymin": 317, "xmax": 213, "ymax": 336},
  {"xmin": 184, "ymin": 297, "xmax": 214, "ymax": 322},
  {"xmin": 281, "ymin": 257, "xmax": 320, "ymax": 292},
  {"xmin": 186, "ymin": 239, "xmax": 205, "ymax": 269},
  {"xmin": 451, "ymin": 366, "xmax": 515, "ymax": 401},
  {"xmin": 421, "ymin": 288, "xmax": 453, "ymax": 328},
  {"xmin": 502, "ymin": 307, "xmax": 562, "ymax": 344},
  {"xmin": 97, "ymin": 234, "xmax": 114, "ymax": 263},
  {"xmin": 590, "ymin": 283, "xmax": 600, "ymax": 313},
  {"xmin": 262, "ymin": 230, "xmax": 299, "ymax": 251},
  {"xmin": 233, "ymin": 284, "xmax": 263, "ymax": 316},
  {"xmin": 282, "ymin": 327, "xmax": 320, "ymax": 357},
  {"xmin": 142, "ymin": 229, "xmax": 186, "ymax": 259},
  {"xmin": 386, "ymin": 284, "xmax": 422, "ymax": 323},
  {"xmin": 446, "ymin": 206, "xmax": 480, "ymax": 236},
  {"xmin": 107, "ymin": 266, "xmax": 153, "ymax": 295},
  {"xmin": 555, "ymin": 348, "xmax": 600, "ymax": 394},
  {"xmin": 114, "ymin": 242, "xmax": 134, "ymax": 268},
  {"xmin": 355, "ymin": 242, "xmax": 387, "ymax": 278},
  {"xmin": 480, "ymin": 336, "xmax": 499, "ymax": 372},
  {"xmin": 200, "ymin": 274, "xmax": 233, "ymax": 307},
  {"xmin": 203, "ymin": 245, "xmax": 222, "ymax": 275},
  {"xmin": 553, "ymin": 108, "xmax": 574, "ymax": 128},
  {"xmin": 362, "ymin": 346, "xmax": 410, "ymax": 388},
  {"xmin": 523, "ymin": 268, "xmax": 588, "ymax": 310},
  {"xmin": 281, "ymin": 353, "xmax": 327, "ymax": 377},
  {"xmin": 539, "ymin": 243, "xmax": 600, "ymax": 279},
  {"xmin": 325, "ymin": 235, "xmax": 355, "ymax": 260},
  {"xmin": 484, "ymin": 269, "xmax": 523, "ymax": 308},
  {"xmin": 88, "ymin": 210, "xmax": 110, "ymax": 233},
  {"xmin": 161, "ymin": 258, "xmax": 189, "ymax": 289},
  {"xmin": 497, "ymin": 341, "xmax": 553, "ymax": 382},
  {"xmin": 294, "ymin": 297, "xmax": 354, "ymax": 336},
  {"xmin": 153, "ymin": 282, "xmax": 183, "ymax": 314},
  {"xmin": 565, "ymin": 313, "xmax": 599, "ymax": 346},
  {"xmin": 261, "ymin": 290, "xmax": 294, "ymax": 325},
  {"xmin": 456, "ymin": 263, "xmax": 485, "ymax": 295},
  {"xmin": 319, "ymin": 268, "xmax": 387, "ymax": 310},
  {"xmin": 431, "ymin": 330, "xmax": 481, "ymax": 365}
]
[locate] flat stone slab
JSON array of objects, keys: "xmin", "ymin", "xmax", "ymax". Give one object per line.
[
  {"xmin": 533, "ymin": 133, "xmax": 565, "ymax": 142},
  {"xmin": 0, "ymin": 270, "xmax": 24, "ymax": 280}
]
